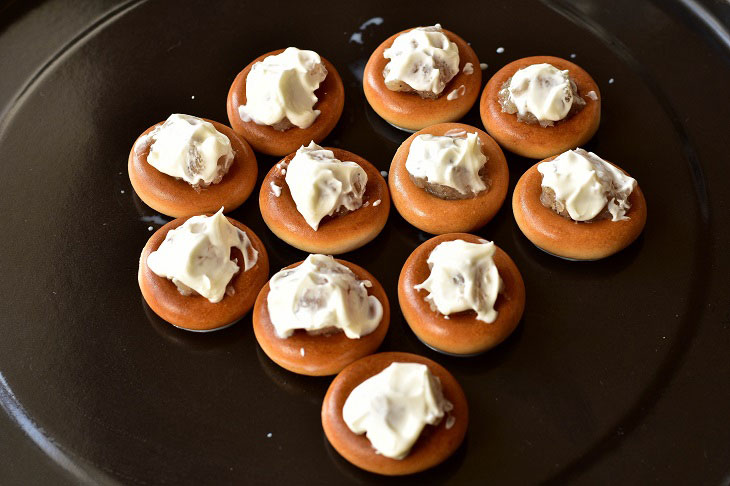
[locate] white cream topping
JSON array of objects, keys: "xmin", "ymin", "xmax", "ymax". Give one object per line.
[
  {"xmin": 462, "ymin": 62, "xmax": 474, "ymax": 74},
  {"xmin": 537, "ymin": 149, "xmax": 636, "ymax": 221},
  {"xmin": 415, "ymin": 239, "xmax": 502, "ymax": 323},
  {"xmin": 383, "ymin": 24, "xmax": 459, "ymax": 96},
  {"xmin": 343, "ymin": 362, "xmax": 452, "ymax": 460},
  {"xmin": 446, "ymin": 85, "xmax": 465, "ymax": 100},
  {"xmin": 266, "ymin": 254, "xmax": 382, "ymax": 339},
  {"xmin": 238, "ymin": 47, "xmax": 327, "ymax": 129},
  {"xmin": 146, "ymin": 114, "xmax": 234, "ymax": 186},
  {"xmin": 405, "ymin": 132, "xmax": 487, "ymax": 195},
  {"xmin": 285, "ymin": 142, "xmax": 367, "ymax": 230},
  {"xmin": 507, "ymin": 63, "xmax": 573, "ymax": 122},
  {"xmin": 146, "ymin": 209, "xmax": 257, "ymax": 303}
]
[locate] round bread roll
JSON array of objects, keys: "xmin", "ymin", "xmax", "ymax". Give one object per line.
[
  {"xmin": 226, "ymin": 49, "xmax": 344, "ymax": 156},
  {"xmin": 128, "ymin": 119, "xmax": 257, "ymax": 218},
  {"xmin": 138, "ymin": 215, "xmax": 269, "ymax": 331},
  {"xmin": 389, "ymin": 123, "xmax": 509, "ymax": 234},
  {"xmin": 399, "ymin": 233, "xmax": 525, "ymax": 356},
  {"xmin": 259, "ymin": 147, "xmax": 390, "ymax": 254},
  {"xmin": 322, "ymin": 352, "xmax": 468, "ymax": 476},
  {"xmin": 512, "ymin": 157, "xmax": 647, "ymax": 260},
  {"xmin": 253, "ymin": 259, "xmax": 389, "ymax": 376},
  {"xmin": 363, "ymin": 28, "xmax": 481, "ymax": 132},
  {"xmin": 480, "ymin": 56, "xmax": 601, "ymax": 159}
]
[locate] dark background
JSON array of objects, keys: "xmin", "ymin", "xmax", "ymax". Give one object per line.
[{"xmin": 0, "ymin": 0, "xmax": 729, "ymax": 484}]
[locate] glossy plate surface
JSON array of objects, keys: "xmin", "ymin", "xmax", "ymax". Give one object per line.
[{"xmin": 0, "ymin": 0, "xmax": 729, "ymax": 484}]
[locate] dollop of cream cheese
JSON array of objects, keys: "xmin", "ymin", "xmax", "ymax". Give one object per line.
[
  {"xmin": 266, "ymin": 254, "xmax": 383, "ymax": 339},
  {"xmin": 537, "ymin": 149, "xmax": 636, "ymax": 221},
  {"xmin": 146, "ymin": 114, "xmax": 234, "ymax": 186},
  {"xmin": 507, "ymin": 63, "xmax": 573, "ymax": 122},
  {"xmin": 383, "ymin": 24, "xmax": 459, "ymax": 96},
  {"xmin": 405, "ymin": 132, "xmax": 487, "ymax": 196},
  {"xmin": 343, "ymin": 362, "xmax": 452, "ymax": 460},
  {"xmin": 285, "ymin": 142, "xmax": 367, "ymax": 230},
  {"xmin": 239, "ymin": 47, "xmax": 327, "ymax": 129},
  {"xmin": 415, "ymin": 239, "xmax": 503, "ymax": 323},
  {"xmin": 146, "ymin": 209, "xmax": 257, "ymax": 303}
]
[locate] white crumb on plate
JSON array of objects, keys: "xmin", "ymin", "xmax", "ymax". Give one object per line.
[
  {"xmin": 147, "ymin": 226, "xmax": 153, "ymax": 231},
  {"xmin": 349, "ymin": 32, "xmax": 363, "ymax": 44},
  {"xmin": 496, "ymin": 47, "xmax": 505, "ymax": 54},
  {"xmin": 359, "ymin": 17, "xmax": 383, "ymax": 30},
  {"xmin": 608, "ymin": 78, "xmax": 615, "ymax": 84},
  {"xmin": 120, "ymin": 190, "xmax": 125, "ymax": 194},
  {"xmin": 480, "ymin": 63, "xmax": 488, "ymax": 70},
  {"xmin": 191, "ymin": 95, "xmax": 195, "ymax": 99},
  {"xmin": 266, "ymin": 433, "xmax": 272, "ymax": 438},
  {"xmin": 380, "ymin": 170, "xmax": 388, "ymax": 177},
  {"xmin": 570, "ymin": 53, "xmax": 576, "ymax": 59}
]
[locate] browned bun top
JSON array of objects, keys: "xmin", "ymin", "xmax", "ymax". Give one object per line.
[
  {"xmin": 389, "ymin": 123, "xmax": 509, "ymax": 234},
  {"xmin": 364, "ymin": 28, "xmax": 482, "ymax": 132},
  {"xmin": 398, "ymin": 233, "xmax": 525, "ymax": 356},
  {"xmin": 252, "ymin": 259, "xmax": 390, "ymax": 376},
  {"xmin": 128, "ymin": 119, "xmax": 257, "ymax": 218},
  {"xmin": 226, "ymin": 50, "xmax": 344, "ymax": 156},
  {"xmin": 138, "ymin": 215, "xmax": 269, "ymax": 331},
  {"xmin": 512, "ymin": 158, "xmax": 647, "ymax": 260},
  {"xmin": 259, "ymin": 147, "xmax": 390, "ymax": 255},
  {"xmin": 322, "ymin": 351, "xmax": 468, "ymax": 476},
  {"xmin": 480, "ymin": 55, "xmax": 601, "ymax": 159}
]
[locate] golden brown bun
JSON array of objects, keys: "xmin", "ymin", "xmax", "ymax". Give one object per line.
[
  {"xmin": 322, "ymin": 352, "xmax": 468, "ymax": 475},
  {"xmin": 363, "ymin": 28, "xmax": 481, "ymax": 132},
  {"xmin": 138, "ymin": 216, "xmax": 269, "ymax": 331},
  {"xmin": 252, "ymin": 259, "xmax": 390, "ymax": 376},
  {"xmin": 226, "ymin": 50, "xmax": 344, "ymax": 156},
  {"xmin": 512, "ymin": 158, "xmax": 647, "ymax": 260},
  {"xmin": 399, "ymin": 233, "xmax": 525, "ymax": 356},
  {"xmin": 128, "ymin": 119, "xmax": 257, "ymax": 218},
  {"xmin": 259, "ymin": 148, "xmax": 390, "ymax": 254},
  {"xmin": 389, "ymin": 123, "xmax": 508, "ymax": 234},
  {"xmin": 480, "ymin": 56, "xmax": 601, "ymax": 159}
]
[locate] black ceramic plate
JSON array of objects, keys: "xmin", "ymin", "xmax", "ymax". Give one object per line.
[{"xmin": 1, "ymin": 1, "xmax": 729, "ymax": 484}]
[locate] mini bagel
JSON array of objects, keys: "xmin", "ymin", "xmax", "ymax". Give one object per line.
[
  {"xmin": 252, "ymin": 259, "xmax": 389, "ymax": 376},
  {"xmin": 512, "ymin": 158, "xmax": 647, "ymax": 260},
  {"xmin": 128, "ymin": 119, "xmax": 257, "ymax": 218},
  {"xmin": 398, "ymin": 233, "xmax": 525, "ymax": 356},
  {"xmin": 138, "ymin": 215, "xmax": 269, "ymax": 331},
  {"xmin": 259, "ymin": 147, "xmax": 390, "ymax": 254},
  {"xmin": 363, "ymin": 28, "xmax": 481, "ymax": 132},
  {"xmin": 389, "ymin": 123, "xmax": 508, "ymax": 234},
  {"xmin": 480, "ymin": 56, "xmax": 601, "ymax": 159},
  {"xmin": 322, "ymin": 352, "xmax": 468, "ymax": 475},
  {"xmin": 227, "ymin": 50, "xmax": 344, "ymax": 156}
]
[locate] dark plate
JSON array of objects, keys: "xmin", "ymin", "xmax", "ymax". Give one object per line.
[{"xmin": 1, "ymin": 0, "xmax": 729, "ymax": 484}]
